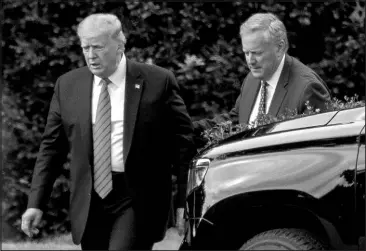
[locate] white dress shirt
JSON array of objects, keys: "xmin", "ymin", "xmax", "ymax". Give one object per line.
[
  {"xmin": 92, "ymin": 54, "xmax": 126, "ymax": 172},
  {"xmin": 248, "ymin": 54, "xmax": 286, "ymax": 124}
]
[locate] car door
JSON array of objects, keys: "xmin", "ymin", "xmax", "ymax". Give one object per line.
[{"xmin": 356, "ymin": 126, "xmax": 365, "ymax": 250}]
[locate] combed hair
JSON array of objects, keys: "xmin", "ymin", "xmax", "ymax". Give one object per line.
[
  {"xmin": 77, "ymin": 13, "xmax": 126, "ymax": 45},
  {"xmin": 240, "ymin": 13, "xmax": 289, "ymax": 52}
]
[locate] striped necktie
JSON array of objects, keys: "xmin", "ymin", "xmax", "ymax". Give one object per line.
[{"xmin": 93, "ymin": 78, "xmax": 112, "ymax": 199}]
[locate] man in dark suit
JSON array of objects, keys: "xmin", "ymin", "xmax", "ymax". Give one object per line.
[
  {"xmin": 194, "ymin": 13, "xmax": 331, "ymax": 133},
  {"xmin": 21, "ymin": 13, "xmax": 196, "ymax": 250}
]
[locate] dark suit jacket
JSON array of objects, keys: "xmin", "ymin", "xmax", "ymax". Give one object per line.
[
  {"xmin": 194, "ymin": 54, "xmax": 331, "ymax": 132},
  {"xmin": 27, "ymin": 59, "xmax": 197, "ymax": 244}
]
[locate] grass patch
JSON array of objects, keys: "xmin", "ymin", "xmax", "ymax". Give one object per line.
[{"xmin": 2, "ymin": 228, "xmax": 182, "ymax": 250}]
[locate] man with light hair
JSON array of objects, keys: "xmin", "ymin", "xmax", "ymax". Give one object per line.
[
  {"xmin": 194, "ymin": 12, "xmax": 330, "ymax": 132},
  {"xmin": 21, "ymin": 13, "xmax": 196, "ymax": 250}
]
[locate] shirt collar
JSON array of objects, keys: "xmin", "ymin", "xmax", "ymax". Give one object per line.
[
  {"xmin": 94, "ymin": 54, "xmax": 126, "ymax": 87},
  {"xmin": 265, "ymin": 54, "xmax": 285, "ymax": 89}
]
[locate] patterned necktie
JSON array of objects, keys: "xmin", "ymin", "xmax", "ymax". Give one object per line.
[
  {"xmin": 93, "ymin": 78, "xmax": 112, "ymax": 199},
  {"xmin": 258, "ymin": 80, "xmax": 268, "ymax": 118}
]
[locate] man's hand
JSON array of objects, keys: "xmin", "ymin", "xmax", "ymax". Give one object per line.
[
  {"xmin": 21, "ymin": 208, "xmax": 43, "ymax": 237},
  {"xmin": 175, "ymin": 207, "xmax": 185, "ymax": 236}
]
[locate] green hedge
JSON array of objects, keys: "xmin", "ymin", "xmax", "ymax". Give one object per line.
[{"xmin": 3, "ymin": 0, "xmax": 365, "ymax": 239}]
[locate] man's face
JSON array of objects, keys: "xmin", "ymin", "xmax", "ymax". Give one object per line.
[
  {"xmin": 241, "ymin": 30, "xmax": 283, "ymax": 80},
  {"xmin": 80, "ymin": 30, "xmax": 122, "ymax": 78}
]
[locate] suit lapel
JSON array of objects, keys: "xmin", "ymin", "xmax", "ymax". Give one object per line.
[
  {"xmin": 268, "ymin": 54, "xmax": 291, "ymax": 116},
  {"xmin": 123, "ymin": 59, "xmax": 144, "ymax": 163},
  {"xmin": 77, "ymin": 68, "xmax": 94, "ymax": 163},
  {"xmin": 240, "ymin": 77, "xmax": 261, "ymax": 124}
]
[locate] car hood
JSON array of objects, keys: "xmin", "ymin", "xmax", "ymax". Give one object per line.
[{"xmin": 198, "ymin": 107, "xmax": 364, "ymax": 160}]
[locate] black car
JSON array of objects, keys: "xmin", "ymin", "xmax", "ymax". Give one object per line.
[{"xmin": 180, "ymin": 107, "xmax": 365, "ymax": 250}]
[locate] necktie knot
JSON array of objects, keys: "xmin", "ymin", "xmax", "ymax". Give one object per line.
[{"xmin": 101, "ymin": 78, "xmax": 111, "ymax": 86}]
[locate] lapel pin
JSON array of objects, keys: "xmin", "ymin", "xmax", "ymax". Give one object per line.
[{"xmin": 135, "ymin": 84, "xmax": 140, "ymax": 89}]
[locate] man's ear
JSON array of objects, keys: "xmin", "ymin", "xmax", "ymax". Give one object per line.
[{"xmin": 277, "ymin": 40, "xmax": 285, "ymax": 55}]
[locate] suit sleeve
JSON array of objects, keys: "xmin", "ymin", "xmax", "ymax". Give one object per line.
[
  {"xmin": 27, "ymin": 78, "xmax": 69, "ymax": 210},
  {"xmin": 164, "ymin": 71, "xmax": 197, "ymax": 208},
  {"xmin": 298, "ymin": 81, "xmax": 331, "ymax": 114}
]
